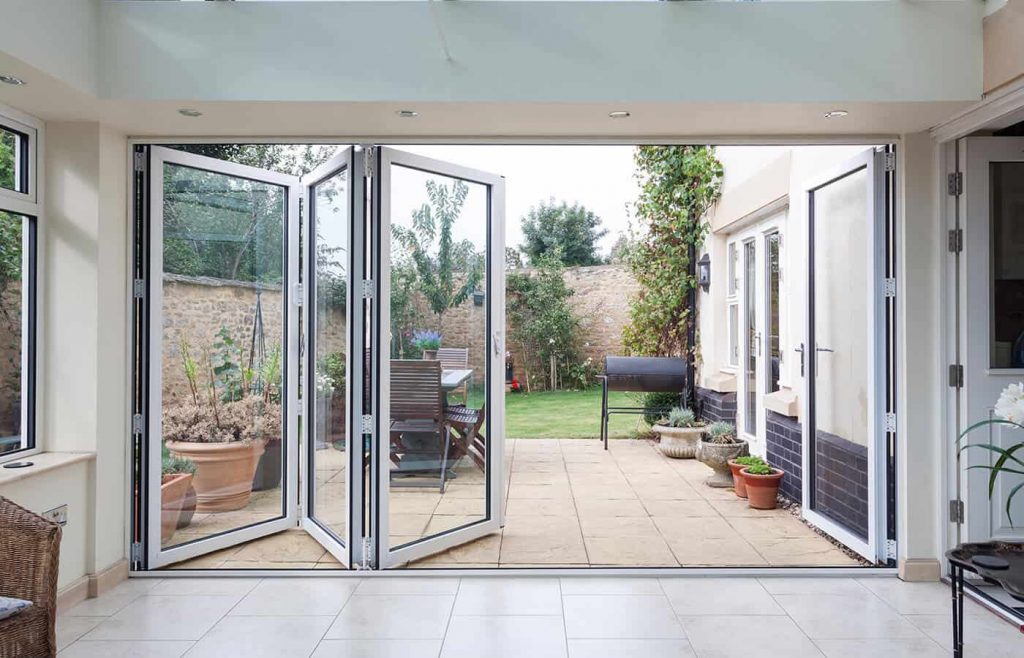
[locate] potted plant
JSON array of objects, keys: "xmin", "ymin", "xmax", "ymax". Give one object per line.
[
  {"xmin": 728, "ymin": 454, "xmax": 767, "ymax": 499},
  {"xmin": 412, "ymin": 329, "xmax": 442, "ymax": 360},
  {"xmin": 160, "ymin": 450, "xmax": 195, "ymax": 543},
  {"xmin": 652, "ymin": 407, "xmax": 704, "ymax": 459},
  {"xmin": 697, "ymin": 421, "xmax": 749, "ymax": 487},
  {"xmin": 741, "ymin": 462, "xmax": 785, "ymax": 509},
  {"xmin": 165, "ymin": 333, "xmax": 281, "ymax": 512},
  {"xmin": 251, "ymin": 347, "xmax": 284, "ymax": 492}
]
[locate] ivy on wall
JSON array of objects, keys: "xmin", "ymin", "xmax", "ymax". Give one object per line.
[{"xmin": 622, "ymin": 146, "xmax": 723, "ymax": 359}]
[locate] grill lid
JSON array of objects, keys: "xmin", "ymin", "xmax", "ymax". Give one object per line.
[{"xmin": 603, "ymin": 356, "xmax": 687, "ymax": 393}]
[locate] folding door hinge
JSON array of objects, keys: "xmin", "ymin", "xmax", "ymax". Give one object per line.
[
  {"xmin": 295, "ymin": 283, "xmax": 304, "ymax": 306},
  {"xmin": 359, "ymin": 536, "xmax": 375, "ymax": 570},
  {"xmin": 947, "ymin": 171, "xmax": 963, "ymax": 196},
  {"xmin": 948, "ymin": 364, "xmax": 964, "ymax": 389},
  {"xmin": 133, "ymin": 279, "xmax": 145, "ymax": 299},
  {"xmin": 361, "ymin": 414, "xmax": 374, "ymax": 435},
  {"xmin": 883, "ymin": 278, "xmax": 896, "ymax": 298},
  {"xmin": 132, "ymin": 413, "xmax": 144, "ymax": 435},
  {"xmin": 131, "ymin": 541, "xmax": 144, "ymax": 562},
  {"xmin": 949, "ymin": 499, "xmax": 964, "ymax": 524},
  {"xmin": 884, "ymin": 412, "xmax": 896, "ymax": 433},
  {"xmin": 883, "ymin": 152, "xmax": 896, "ymax": 172},
  {"xmin": 947, "ymin": 229, "xmax": 962, "ymax": 254},
  {"xmin": 885, "ymin": 539, "xmax": 897, "ymax": 560},
  {"xmin": 133, "ymin": 151, "xmax": 146, "ymax": 174},
  {"xmin": 361, "ymin": 279, "xmax": 375, "ymax": 300}
]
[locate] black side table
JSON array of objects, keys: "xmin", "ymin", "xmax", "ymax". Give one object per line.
[{"xmin": 946, "ymin": 541, "xmax": 1024, "ymax": 658}]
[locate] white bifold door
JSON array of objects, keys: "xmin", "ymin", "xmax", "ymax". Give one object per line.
[
  {"xmin": 143, "ymin": 145, "xmax": 505, "ymax": 570},
  {"xmin": 801, "ymin": 148, "xmax": 891, "ymax": 563},
  {"xmin": 956, "ymin": 137, "xmax": 1024, "ymax": 544}
]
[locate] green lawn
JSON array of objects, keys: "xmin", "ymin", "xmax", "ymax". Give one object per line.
[{"xmin": 505, "ymin": 388, "xmax": 647, "ymax": 439}]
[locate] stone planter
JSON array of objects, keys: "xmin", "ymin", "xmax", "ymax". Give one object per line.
[
  {"xmin": 743, "ymin": 467, "xmax": 785, "ymax": 509},
  {"xmin": 167, "ymin": 439, "xmax": 266, "ymax": 512},
  {"xmin": 697, "ymin": 438, "xmax": 749, "ymax": 487},
  {"xmin": 160, "ymin": 473, "xmax": 193, "ymax": 544},
  {"xmin": 652, "ymin": 425, "xmax": 704, "ymax": 459}
]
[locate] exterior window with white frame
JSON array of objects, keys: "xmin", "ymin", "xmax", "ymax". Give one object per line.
[
  {"xmin": 726, "ymin": 241, "xmax": 739, "ymax": 367},
  {"xmin": 0, "ymin": 115, "xmax": 38, "ymax": 460}
]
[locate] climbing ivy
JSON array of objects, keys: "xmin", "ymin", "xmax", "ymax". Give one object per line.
[{"xmin": 622, "ymin": 146, "xmax": 723, "ymax": 358}]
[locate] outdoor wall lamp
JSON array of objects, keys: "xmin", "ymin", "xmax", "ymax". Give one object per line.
[
  {"xmin": 697, "ymin": 253, "xmax": 711, "ymax": 291},
  {"xmin": 473, "ymin": 290, "xmax": 485, "ymax": 306}
]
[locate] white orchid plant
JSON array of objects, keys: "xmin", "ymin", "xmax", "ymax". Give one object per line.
[{"xmin": 958, "ymin": 382, "xmax": 1024, "ymax": 526}]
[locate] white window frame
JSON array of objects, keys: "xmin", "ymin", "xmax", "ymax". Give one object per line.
[
  {"xmin": 725, "ymin": 241, "xmax": 740, "ymax": 369},
  {"xmin": 0, "ymin": 102, "xmax": 42, "ymax": 464}
]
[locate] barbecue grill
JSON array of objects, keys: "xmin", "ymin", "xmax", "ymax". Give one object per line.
[{"xmin": 599, "ymin": 356, "xmax": 689, "ymax": 449}]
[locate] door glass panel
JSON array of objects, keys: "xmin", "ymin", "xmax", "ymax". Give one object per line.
[
  {"xmin": 387, "ymin": 164, "xmax": 489, "ymax": 552},
  {"xmin": 766, "ymin": 232, "xmax": 781, "ymax": 393},
  {"xmin": 310, "ymin": 168, "xmax": 349, "ymax": 542},
  {"xmin": 159, "ymin": 162, "xmax": 288, "ymax": 550},
  {"xmin": 810, "ymin": 167, "xmax": 870, "ymax": 541},
  {"xmin": 989, "ymin": 162, "xmax": 1024, "ymax": 369},
  {"xmin": 744, "ymin": 241, "xmax": 757, "ymax": 435}
]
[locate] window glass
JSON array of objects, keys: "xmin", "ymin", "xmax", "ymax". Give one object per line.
[
  {"xmin": 727, "ymin": 242, "xmax": 738, "ymax": 297},
  {"xmin": 0, "ymin": 210, "xmax": 32, "ymax": 456},
  {"xmin": 0, "ymin": 126, "xmax": 26, "ymax": 194},
  {"xmin": 990, "ymin": 162, "xmax": 1024, "ymax": 368},
  {"xmin": 728, "ymin": 303, "xmax": 739, "ymax": 367},
  {"xmin": 766, "ymin": 232, "xmax": 781, "ymax": 392}
]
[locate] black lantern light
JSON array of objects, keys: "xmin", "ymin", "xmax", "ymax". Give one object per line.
[{"xmin": 697, "ymin": 253, "xmax": 711, "ymax": 291}]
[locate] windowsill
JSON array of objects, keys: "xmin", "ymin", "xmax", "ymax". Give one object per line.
[{"xmin": 0, "ymin": 451, "xmax": 96, "ymax": 486}]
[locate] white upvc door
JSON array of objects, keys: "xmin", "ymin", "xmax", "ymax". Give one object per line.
[
  {"xmin": 374, "ymin": 147, "xmax": 506, "ymax": 568},
  {"xmin": 800, "ymin": 147, "xmax": 888, "ymax": 563},
  {"xmin": 958, "ymin": 137, "xmax": 1024, "ymax": 544},
  {"xmin": 146, "ymin": 146, "xmax": 301, "ymax": 569}
]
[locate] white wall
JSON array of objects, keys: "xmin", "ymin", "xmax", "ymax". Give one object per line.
[{"xmin": 0, "ymin": 0, "xmax": 100, "ymax": 95}]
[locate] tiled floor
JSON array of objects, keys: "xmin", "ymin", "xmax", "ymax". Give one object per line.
[
  {"xmin": 169, "ymin": 438, "xmax": 860, "ymax": 569},
  {"xmin": 57, "ymin": 575, "xmax": 1024, "ymax": 657}
]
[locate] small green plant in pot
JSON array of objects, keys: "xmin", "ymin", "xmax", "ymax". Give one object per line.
[
  {"xmin": 412, "ymin": 330, "xmax": 442, "ymax": 360},
  {"xmin": 741, "ymin": 461, "xmax": 785, "ymax": 510},
  {"xmin": 652, "ymin": 407, "xmax": 704, "ymax": 459},
  {"xmin": 728, "ymin": 454, "xmax": 766, "ymax": 499},
  {"xmin": 696, "ymin": 421, "xmax": 749, "ymax": 487}
]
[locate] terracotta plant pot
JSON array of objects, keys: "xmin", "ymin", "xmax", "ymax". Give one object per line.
[
  {"xmin": 160, "ymin": 473, "xmax": 193, "ymax": 543},
  {"xmin": 422, "ymin": 349, "xmax": 438, "ymax": 361},
  {"xmin": 743, "ymin": 467, "xmax": 785, "ymax": 510},
  {"xmin": 697, "ymin": 438, "xmax": 749, "ymax": 487},
  {"xmin": 652, "ymin": 424, "xmax": 704, "ymax": 459},
  {"xmin": 166, "ymin": 439, "xmax": 266, "ymax": 512},
  {"xmin": 176, "ymin": 484, "xmax": 197, "ymax": 529},
  {"xmin": 727, "ymin": 460, "xmax": 748, "ymax": 498}
]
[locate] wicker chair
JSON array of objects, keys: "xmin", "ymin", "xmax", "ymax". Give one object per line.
[{"xmin": 0, "ymin": 497, "xmax": 61, "ymax": 658}]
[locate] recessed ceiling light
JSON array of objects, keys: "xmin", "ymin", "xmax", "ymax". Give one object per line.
[
  {"xmin": 396, "ymin": 110, "xmax": 419, "ymax": 118},
  {"xmin": 608, "ymin": 111, "xmax": 631, "ymax": 119},
  {"xmin": 0, "ymin": 74, "xmax": 26, "ymax": 86},
  {"xmin": 823, "ymin": 110, "xmax": 849, "ymax": 119},
  {"xmin": 178, "ymin": 108, "xmax": 203, "ymax": 118}
]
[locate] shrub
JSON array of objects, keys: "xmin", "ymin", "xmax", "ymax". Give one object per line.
[
  {"xmin": 641, "ymin": 391, "xmax": 682, "ymax": 425},
  {"xmin": 733, "ymin": 455, "xmax": 766, "ymax": 467},
  {"xmin": 706, "ymin": 421, "xmax": 737, "ymax": 444},
  {"xmin": 666, "ymin": 407, "xmax": 699, "ymax": 428},
  {"xmin": 163, "ymin": 396, "xmax": 281, "ymax": 444},
  {"xmin": 411, "ymin": 330, "xmax": 442, "ymax": 352},
  {"xmin": 161, "ymin": 444, "xmax": 196, "ymax": 476}
]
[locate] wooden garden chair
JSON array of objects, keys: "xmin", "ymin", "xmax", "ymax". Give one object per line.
[
  {"xmin": 389, "ymin": 359, "xmax": 451, "ymax": 492},
  {"xmin": 444, "ymin": 403, "xmax": 486, "ymax": 471},
  {"xmin": 436, "ymin": 347, "xmax": 470, "ymax": 405}
]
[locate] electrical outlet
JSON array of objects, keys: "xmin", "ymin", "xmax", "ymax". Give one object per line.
[{"xmin": 42, "ymin": 504, "xmax": 67, "ymax": 526}]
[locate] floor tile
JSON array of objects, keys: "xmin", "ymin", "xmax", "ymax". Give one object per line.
[
  {"xmin": 661, "ymin": 578, "xmax": 783, "ymax": 616},
  {"xmin": 186, "ymin": 615, "xmax": 333, "ymax": 658},
  {"xmin": 856, "ymin": 579, "xmax": 958, "ymax": 615},
  {"xmin": 354, "ymin": 577, "xmax": 460, "ymax": 596},
  {"xmin": 573, "ymin": 498, "xmax": 648, "ymax": 518},
  {"xmin": 64, "ymin": 579, "xmax": 163, "ymax": 617},
  {"xmin": 441, "ymin": 615, "xmax": 567, "ymax": 658},
  {"xmin": 749, "ymin": 537, "xmax": 860, "ymax": 566},
  {"xmin": 584, "ymin": 536, "xmax": 677, "ymax": 566},
  {"xmin": 453, "ymin": 577, "xmax": 562, "ymax": 615},
  {"xmin": 758, "ymin": 577, "xmax": 869, "ymax": 597},
  {"xmin": 56, "ymin": 616, "xmax": 103, "ymax": 651},
  {"xmin": 149, "ymin": 577, "xmax": 262, "ymax": 597},
  {"xmin": 563, "ymin": 595, "xmax": 685, "ymax": 639},
  {"xmin": 680, "ymin": 615, "xmax": 824, "ymax": 657},
  {"xmin": 231, "ymin": 529, "xmax": 327, "ymax": 563},
  {"xmin": 311, "ymin": 639, "xmax": 444, "ymax": 658},
  {"xmin": 58, "ymin": 640, "xmax": 194, "ymax": 657},
  {"xmin": 82, "ymin": 594, "xmax": 239, "ymax": 640},
  {"xmin": 578, "ymin": 515, "xmax": 660, "ymax": 537},
  {"xmin": 664, "ymin": 536, "xmax": 768, "ymax": 566},
  {"xmin": 325, "ymin": 595, "xmax": 454, "ymax": 639},
  {"xmin": 559, "ymin": 577, "xmax": 664, "ymax": 596},
  {"xmin": 775, "ymin": 593, "xmax": 927, "ymax": 639},
  {"xmin": 505, "ymin": 498, "xmax": 578, "ymax": 516},
  {"xmin": 905, "ymin": 610, "xmax": 1024, "ymax": 657},
  {"xmin": 813, "ymin": 637, "xmax": 949, "ymax": 657},
  {"xmin": 231, "ymin": 578, "xmax": 359, "ymax": 616},
  {"xmin": 567, "ymin": 638, "xmax": 696, "ymax": 658}
]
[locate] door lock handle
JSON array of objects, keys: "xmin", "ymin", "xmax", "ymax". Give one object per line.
[{"xmin": 815, "ymin": 346, "xmax": 834, "ymax": 353}]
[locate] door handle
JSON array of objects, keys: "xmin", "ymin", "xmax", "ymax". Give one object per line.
[
  {"xmin": 815, "ymin": 346, "xmax": 834, "ymax": 353},
  {"xmin": 814, "ymin": 345, "xmax": 833, "ymax": 373}
]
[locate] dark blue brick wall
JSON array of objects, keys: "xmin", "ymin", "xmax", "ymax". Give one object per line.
[
  {"xmin": 695, "ymin": 387, "xmax": 737, "ymax": 425},
  {"xmin": 766, "ymin": 410, "xmax": 802, "ymax": 502},
  {"xmin": 814, "ymin": 430, "xmax": 869, "ymax": 541}
]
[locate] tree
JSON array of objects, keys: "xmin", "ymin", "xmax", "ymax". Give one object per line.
[
  {"xmin": 506, "ymin": 255, "xmax": 582, "ymax": 392},
  {"xmin": 520, "ymin": 199, "xmax": 608, "ymax": 267},
  {"xmin": 622, "ymin": 146, "xmax": 723, "ymax": 360},
  {"xmin": 505, "ymin": 247, "xmax": 525, "ymax": 271},
  {"xmin": 607, "ymin": 232, "xmax": 635, "ymax": 265},
  {"xmin": 392, "ymin": 179, "xmax": 482, "ymax": 331}
]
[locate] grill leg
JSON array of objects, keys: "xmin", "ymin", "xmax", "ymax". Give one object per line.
[{"xmin": 601, "ymin": 379, "xmax": 609, "ymax": 450}]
